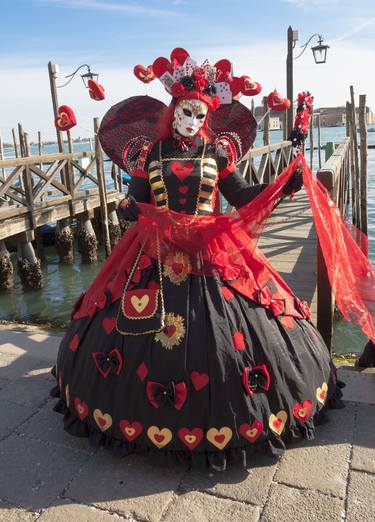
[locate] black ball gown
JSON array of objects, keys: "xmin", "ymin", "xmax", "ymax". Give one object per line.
[{"xmin": 51, "ymin": 136, "xmax": 343, "ymax": 470}]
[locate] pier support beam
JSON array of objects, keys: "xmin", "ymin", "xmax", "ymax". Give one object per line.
[
  {"xmin": 0, "ymin": 240, "xmax": 14, "ymax": 290},
  {"xmin": 108, "ymin": 206, "xmax": 121, "ymax": 248},
  {"xmin": 55, "ymin": 218, "xmax": 74, "ymax": 262},
  {"xmin": 77, "ymin": 211, "xmax": 98, "ymax": 264},
  {"xmin": 17, "ymin": 231, "xmax": 43, "ymax": 290}
]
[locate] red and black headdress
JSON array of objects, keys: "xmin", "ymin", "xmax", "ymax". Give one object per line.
[{"xmin": 99, "ymin": 48, "xmax": 262, "ymax": 172}]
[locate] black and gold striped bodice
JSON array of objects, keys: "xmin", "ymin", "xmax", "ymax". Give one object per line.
[{"xmin": 147, "ymin": 138, "xmax": 218, "ymax": 215}]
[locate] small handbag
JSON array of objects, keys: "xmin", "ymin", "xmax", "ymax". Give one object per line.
[{"xmin": 116, "ymin": 236, "xmax": 165, "ymax": 336}]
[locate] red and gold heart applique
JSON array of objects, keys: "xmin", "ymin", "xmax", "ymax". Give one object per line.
[
  {"xmin": 206, "ymin": 427, "xmax": 233, "ymax": 450},
  {"xmin": 119, "ymin": 420, "xmax": 143, "ymax": 442},
  {"xmin": 269, "ymin": 410, "xmax": 288, "ymax": 436},
  {"xmin": 133, "ymin": 64, "xmax": 155, "ymax": 84},
  {"xmin": 69, "ymin": 334, "xmax": 79, "ymax": 352},
  {"xmin": 267, "ymin": 90, "xmax": 291, "ymax": 112},
  {"xmin": 102, "ymin": 317, "xmax": 116, "ymax": 335},
  {"xmin": 74, "ymin": 397, "xmax": 89, "ymax": 421},
  {"xmin": 292, "ymin": 400, "xmax": 313, "ymax": 422},
  {"xmin": 170, "ymin": 161, "xmax": 194, "ymax": 182},
  {"xmin": 190, "ymin": 371, "xmax": 209, "ymax": 391},
  {"xmin": 316, "ymin": 382, "xmax": 328, "ymax": 404},
  {"xmin": 87, "ymin": 79, "xmax": 105, "ymax": 101},
  {"xmin": 163, "ymin": 251, "xmax": 191, "ymax": 285},
  {"xmin": 178, "ymin": 427, "xmax": 204, "ymax": 450},
  {"xmin": 147, "ymin": 426, "xmax": 172, "ymax": 448},
  {"xmin": 154, "ymin": 313, "xmax": 185, "ymax": 350},
  {"xmin": 93, "ymin": 409, "xmax": 112, "ymax": 431},
  {"xmin": 241, "ymin": 76, "xmax": 262, "ymax": 96},
  {"xmin": 239, "ymin": 421, "xmax": 263, "ymax": 443},
  {"xmin": 54, "ymin": 105, "xmax": 77, "ymax": 131}
]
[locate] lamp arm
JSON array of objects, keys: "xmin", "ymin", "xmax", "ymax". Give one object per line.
[
  {"xmin": 293, "ymin": 33, "xmax": 322, "ymax": 60},
  {"xmin": 56, "ymin": 64, "xmax": 91, "ymax": 88}
]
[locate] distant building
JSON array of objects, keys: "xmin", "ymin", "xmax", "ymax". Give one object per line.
[
  {"xmin": 315, "ymin": 106, "xmax": 375, "ymax": 127},
  {"xmin": 253, "ymin": 106, "xmax": 284, "ymax": 131}
]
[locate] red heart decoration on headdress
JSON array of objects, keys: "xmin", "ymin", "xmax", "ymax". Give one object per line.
[
  {"xmin": 152, "ymin": 57, "xmax": 173, "ymax": 78},
  {"xmin": 87, "ymin": 79, "xmax": 105, "ymax": 101},
  {"xmin": 214, "ymin": 58, "xmax": 232, "ymax": 81},
  {"xmin": 134, "ymin": 64, "xmax": 155, "ymax": 84},
  {"xmin": 267, "ymin": 90, "xmax": 291, "ymax": 112},
  {"xmin": 170, "ymin": 47, "xmax": 190, "ymax": 66},
  {"xmin": 241, "ymin": 76, "xmax": 262, "ymax": 96},
  {"xmin": 54, "ymin": 105, "xmax": 77, "ymax": 131},
  {"xmin": 229, "ymin": 76, "xmax": 243, "ymax": 96}
]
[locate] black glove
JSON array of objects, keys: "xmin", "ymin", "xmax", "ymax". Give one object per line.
[
  {"xmin": 117, "ymin": 195, "xmax": 140, "ymax": 221},
  {"xmin": 283, "ymin": 167, "xmax": 303, "ymax": 196}
]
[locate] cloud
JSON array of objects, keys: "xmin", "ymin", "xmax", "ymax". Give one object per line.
[
  {"xmin": 282, "ymin": 0, "xmax": 338, "ymax": 6},
  {"xmin": 330, "ymin": 18, "xmax": 375, "ymax": 43},
  {"xmin": 38, "ymin": 0, "xmax": 181, "ymax": 17}
]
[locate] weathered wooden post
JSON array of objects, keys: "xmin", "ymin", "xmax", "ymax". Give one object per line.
[
  {"xmin": 77, "ymin": 210, "xmax": 98, "ymax": 263},
  {"xmin": 94, "ymin": 117, "xmax": 111, "ymax": 257},
  {"xmin": 358, "ymin": 94, "xmax": 368, "ymax": 237},
  {"xmin": 55, "ymin": 218, "xmax": 74, "ymax": 262},
  {"xmin": 0, "ymin": 240, "xmax": 14, "ymax": 290},
  {"xmin": 108, "ymin": 202, "xmax": 122, "ymax": 248},
  {"xmin": 309, "ymin": 110, "xmax": 314, "ymax": 169},
  {"xmin": 16, "ymin": 231, "xmax": 43, "ymax": 290},
  {"xmin": 350, "ymin": 86, "xmax": 360, "ymax": 228},
  {"xmin": 263, "ymin": 97, "xmax": 270, "ymax": 146},
  {"xmin": 316, "ymin": 114, "xmax": 322, "ymax": 169}
]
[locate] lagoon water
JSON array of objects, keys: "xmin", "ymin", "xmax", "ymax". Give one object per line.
[{"xmin": 0, "ymin": 126, "xmax": 374, "ymax": 355}]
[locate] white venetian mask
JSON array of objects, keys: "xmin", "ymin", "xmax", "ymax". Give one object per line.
[{"xmin": 173, "ymin": 99, "xmax": 208, "ymax": 138}]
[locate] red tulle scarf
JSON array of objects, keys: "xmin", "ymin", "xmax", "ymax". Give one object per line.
[{"xmin": 75, "ymin": 154, "xmax": 375, "ymax": 344}]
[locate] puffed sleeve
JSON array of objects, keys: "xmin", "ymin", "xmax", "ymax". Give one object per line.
[{"xmin": 216, "ymin": 148, "xmax": 267, "ymax": 209}]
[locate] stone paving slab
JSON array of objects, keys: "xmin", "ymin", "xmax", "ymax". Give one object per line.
[
  {"xmin": 0, "ymin": 399, "xmax": 35, "ymax": 440},
  {"xmin": 0, "ymin": 500, "xmax": 38, "ymax": 522},
  {"xmin": 163, "ymin": 491, "xmax": 260, "ymax": 522},
  {"xmin": 0, "ymin": 434, "xmax": 90, "ymax": 510},
  {"xmin": 67, "ymin": 452, "xmax": 187, "ymax": 522},
  {"xmin": 274, "ymin": 403, "xmax": 356, "ymax": 498},
  {"xmin": 0, "ymin": 328, "xmax": 61, "ymax": 364},
  {"xmin": 0, "ymin": 351, "xmax": 46, "ymax": 380},
  {"xmin": 0, "ymin": 374, "xmax": 51, "ymax": 408},
  {"xmin": 17, "ymin": 400, "xmax": 96, "ymax": 455},
  {"xmin": 38, "ymin": 499, "xmax": 130, "ymax": 521},
  {"xmin": 261, "ymin": 483, "xmax": 345, "ymax": 522},
  {"xmin": 351, "ymin": 403, "xmax": 375, "ymax": 474},
  {"xmin": 338, "ymin": 367, "xmax": 375, "ymax": 405},
  {"xmin": 346, "ymin": 470, "xmax": 375, "ymax": 522},
  {"xmin": 180, "ymin": 454, "xmax": 278, "ymax": 506}
]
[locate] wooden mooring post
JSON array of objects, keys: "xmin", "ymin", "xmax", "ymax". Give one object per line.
[{"xmin": 94, "ymin": 117, "xmax": 111, "ymax": 257}]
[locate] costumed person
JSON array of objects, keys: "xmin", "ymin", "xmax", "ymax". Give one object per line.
[{"xmin": 51, "ymin": 48, "xmax": 345, "ymax": 471}]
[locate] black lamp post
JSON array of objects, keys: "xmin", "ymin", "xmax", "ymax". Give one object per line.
[
  {"xmin": 286, "ymin": 27, "xmax": 330, "ymax": 137},
  {"xmin": 56, "ymin": 64, "xmax": 99, "ymax": 89}
]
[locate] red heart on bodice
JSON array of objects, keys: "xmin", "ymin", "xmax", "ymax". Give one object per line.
[
  {"xmin": 172, "ymin": 263, "xmax": 184, "ymax": 275},
  {"xmin": 54, "ymin": 105, "xmax": 76, "ymax": 131},
  {"xmin": 164, "ymin": 325, "xmax": 176, "ymax": 338},
  {"xmin": 179, "ymin": 185, "xmax": 189, "ymax": 194},
  {"xmin": 170, "ymin": 161, "xmax": 194, "ymax": 182}
]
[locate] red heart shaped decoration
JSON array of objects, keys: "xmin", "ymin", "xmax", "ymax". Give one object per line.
[
  {"xmin": 87, "ymin": 79, "xmax": 105, "ymax": 101},
  {"xmin": 178, "ymin": 427, "xmax": 203, "ymax": 450},
  {"xmin": 119, "ymin": 420, "xmax": 143, "ymax": 442},
  {"xmin": 292, "ymin": 400, "xmax": 312, "ymax": 422},
  {"xmin": 69, "ymin": 334, "xmax": 79, "ymax": 352},
  {"xmin": 170, "ymin": 161, "xmax": 194, "ymax": 182},
  {"xmin": 190, "ymin": 371, "xmax": 209, "ymax": 391},
  {"xmin": 267, "ymin": 90, "xmax": 291, "ymax": 112},
  {"xmin": 214, "ymin": 58, "xmax": 232, "ymax": 81},
  {"xmin": 152, "ymin": 57, "xmax": 173, "ymax": 78},
  {"xmin": 178, "ymin": 185, "xmax": 189, "ymax": 194},
  {"xmin": 164, "ymin": 325, "xmax": 176, "ymax": 338},
  {"xmin": 133, "ymin": 64, "xmax": 155, "ymax": 84},
  {"xmin": 170, "ymin": 47, "xmax": 190, "ymax": 66},
  {"xmin": 239, "ymin": 421, "xmax": 263, "ymax": 443},
  {"xmin": 74, "ymin": 397, "xmax": 89, "ymax": 421},
  {"xmin": 229, "ymin": 76, "xmax": 243, "ymax": 96},
  {"xmin": 102, "ymin": 316, "xmax": 116, "ymax": 335},
  {"xmin": 54, "ymin": 105, "xmax": 76, "ymax": 131},
  {"xmin": 172, "ymin": 263, "xmax": 184, "ymax": 275},
  {"xmin": 241, "ymin": 76, "xmax": 262, "ymax": 96},
  {"xmin": 178, "ymin": 198, "xmax": 187, "ymax": 205}
]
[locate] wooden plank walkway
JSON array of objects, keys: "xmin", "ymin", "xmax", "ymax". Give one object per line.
[{"xmin": 258, "ymin": 189, "xmax": 317, "ymax": 325}]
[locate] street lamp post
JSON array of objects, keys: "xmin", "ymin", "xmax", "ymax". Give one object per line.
[{"xmin": 286, "ymin": 26, "xmax": 330, "ymax": 138}]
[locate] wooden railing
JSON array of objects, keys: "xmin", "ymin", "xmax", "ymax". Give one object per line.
[
  {"xmin": 316, "ymin": 137, "xmax": 351, "ymax": 351},
  {"xmin": 239, "ymin": 140, "xmax": 293, "ymax": 185}
]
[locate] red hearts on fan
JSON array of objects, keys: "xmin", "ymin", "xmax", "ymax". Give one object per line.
[
  {"xmin": 87, "ymin": 79, "xmax": 105, "ymax": 101},
  {"xmin": 152, "ymin": 57, "xmax": 173, "ymax": 78},
  {"xmin": 229, "ymin": 76, "xmax": 243, "ymax": 97},
  {"xmin": 214, "ymin": 58, "xmax": 232, "ymax": 82},
  {"xmin": 241, "ymin": 76, "xmax": 262, "ymax": 96},
  {"xmin": 267, "ymin": 90, "xmax": 291, "ymax": 112},
  {"xmin": 54, "ymin": 105, "xmax": 77, "ymax": 131},
  {"xmin": 133, "ymin": 64, "xmax": 155, "ymax": 84}
]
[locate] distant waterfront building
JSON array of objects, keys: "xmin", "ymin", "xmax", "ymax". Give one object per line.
[
  {"xmin": 253, "ymin": 106, "xmax": 284, "ymax": 130},
  {"xmin": 315, "ymin": 106, "xmax": 375, "ymax": 127}
]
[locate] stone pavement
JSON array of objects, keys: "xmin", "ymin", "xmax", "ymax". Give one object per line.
[{"xmin": 0, "ymin": 324, "xmax": 374, "ymax": 522}]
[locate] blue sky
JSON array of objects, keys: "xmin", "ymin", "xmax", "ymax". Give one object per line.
[{"xmin": 1, "ymin": 0, "xmax": 375, "ymax": 141}]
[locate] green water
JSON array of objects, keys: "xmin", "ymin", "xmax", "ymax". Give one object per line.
[{"xmin": 0, "ymin": 128, "xmax": 374, "ymax": 355}]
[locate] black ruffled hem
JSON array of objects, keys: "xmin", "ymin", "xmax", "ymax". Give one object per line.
[{"xmin": 50, "ymin": 376, "xmax": 345, "ymax": 471}]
